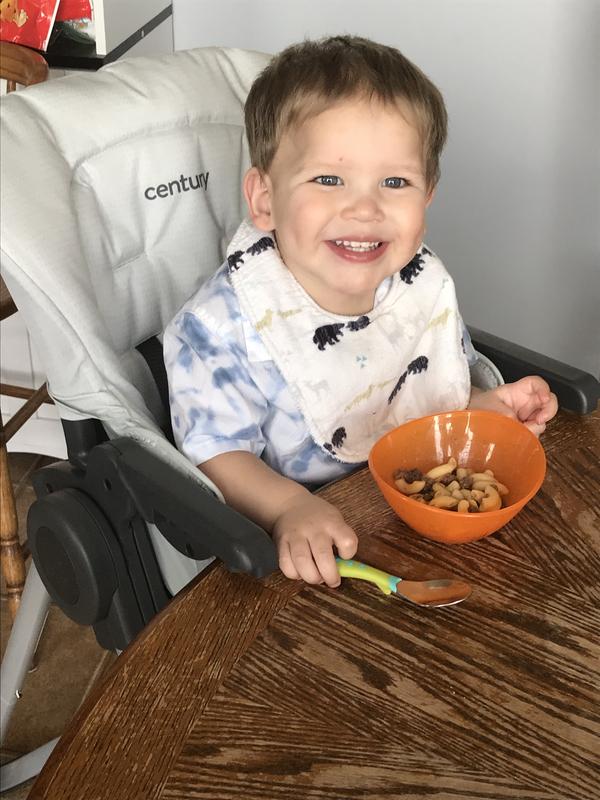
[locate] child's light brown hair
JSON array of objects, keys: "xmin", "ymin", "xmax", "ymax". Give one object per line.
[{"xmin": 245, "ymin": 35, "xmax": 448, "ymax": 191}]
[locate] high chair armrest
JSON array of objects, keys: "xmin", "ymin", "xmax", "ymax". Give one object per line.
[
  {"xmin": 101, "ymin": 438, "xmax": 278, "ymax": 578},
  {"xmin": 468, "ymin": 326, "xmax": 600, "ymax": 414}
]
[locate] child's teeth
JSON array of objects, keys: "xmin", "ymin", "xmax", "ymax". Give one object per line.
[{"xmin": 334, "ymin": 240, "xmax": 381, "ymax": 251}]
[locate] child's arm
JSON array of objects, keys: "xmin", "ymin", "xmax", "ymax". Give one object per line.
[
  {"xmin": 469, "ymin": 376, "xmax": 558, "ymax": 436},
  {"xmin": 199, "ymin": 451, "xmax": 358, "ymax": 588}
]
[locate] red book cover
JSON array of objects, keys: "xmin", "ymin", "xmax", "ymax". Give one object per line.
[
  {"xmin": 55, "ymin": 0, "xmax": 91, "ymax": 21},
  {"xmin": 0, "ymin": 1, "xmax": 61, "ymax": 51}
]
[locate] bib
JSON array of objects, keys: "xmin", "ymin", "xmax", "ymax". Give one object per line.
[{"xmin": 228, "ymin": 220, "xmax": 470, "ymax": 463}]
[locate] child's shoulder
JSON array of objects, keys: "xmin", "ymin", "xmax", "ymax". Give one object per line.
[
  {"xmin": 169, "ymin": 262, "xmax": 243, "ymax": 338},
  {"xmin": 166, "ymin": 262, "xmax": 272, "ymax": 364},
  {"xmin": 183, "ymin": 262, "xmax": 238, "ymax": 312}
]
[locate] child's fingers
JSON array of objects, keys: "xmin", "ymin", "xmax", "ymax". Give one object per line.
[
  {"xmin": 539, "ymin": 391, "xmax": 558, "ymax": 422},
  {"xmin": 311, "ymin": 543, "xmax": 341, "ymax": 588},
  {"xmin": 520, "ymin": 390, "xmax": 558, "ymax": 425},
  {"xmin": 516, "ymin": 394, "xmax": 549, "ymax": 424},
  {"xmin": 277, "ymin": 542, "xmax": 301, "ymax": 581},
  {"xmin": 517, "ymin": 375, "xmax": 551, "ymax": 396},
  {"xmin": 333, "ymin": 527, "xmax": 359, "ymax": 560},
  {"xmin": 276, "ymin": 513, "xmax": 357, "ymax": 587},
  {"xmin": 288, "ymin": 540, "xmax": 323, "ymax": 585},
  {"xmin": 314, "ymin": 528, "xmax": 358, "ymax": 588},
  {"xmin": 524, "ymin": 420, "xmax": 546, "ymax": 437}
]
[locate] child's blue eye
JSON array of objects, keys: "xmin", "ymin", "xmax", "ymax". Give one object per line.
[
  {"xmin": 313, "ymin": 175, "xmax": 343, "ymax": 186},
  {"xmin": 382, "ymin": 177, "xmax": 407, "ymax": 189}
]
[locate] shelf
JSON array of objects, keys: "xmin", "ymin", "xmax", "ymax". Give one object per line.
[{"xmin": 44, "ymin": 4, "xmax": 172, "ymax": 71}]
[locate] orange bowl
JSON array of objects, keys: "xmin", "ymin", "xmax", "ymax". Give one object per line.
[{"xmin": 368, "ymin": 410, "xmax": 546, "ymax": 544}]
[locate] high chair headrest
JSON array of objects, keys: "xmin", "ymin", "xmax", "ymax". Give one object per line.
[{"xmin": 1, "ymin": 47, "xmax": 270, "ymax": 444}]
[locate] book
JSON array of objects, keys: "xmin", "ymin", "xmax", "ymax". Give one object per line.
[{"xmin": 0, "ymin": 1, "xmax": 61, "ymax": 52}]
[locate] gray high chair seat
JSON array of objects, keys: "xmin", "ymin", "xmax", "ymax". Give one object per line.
[{"xmin": 1, "ymin": 46, "xmax": 598, "ymax": 792}]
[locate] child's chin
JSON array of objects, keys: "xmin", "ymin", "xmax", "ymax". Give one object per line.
[{"xmin": 328, "ymin": 287, "xmax": 377, "ymax": 315}]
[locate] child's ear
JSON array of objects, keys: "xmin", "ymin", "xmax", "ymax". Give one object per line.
[
  {"xmin": 243, "ymin": 167, "xmax": 274, "ymax": 231},
  {"xmin": 425, "ymin": 186, "xmax": 436, "ymax": 207}
]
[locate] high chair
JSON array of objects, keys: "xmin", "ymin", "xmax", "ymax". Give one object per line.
[{"xmin": 0, "ymin": 45, "xmax": 598, "ymax": 791}]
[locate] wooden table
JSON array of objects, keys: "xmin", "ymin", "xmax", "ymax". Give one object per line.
[{"xmin": 30, "ymin": 408, "xmax": 600, "ymax": 800}]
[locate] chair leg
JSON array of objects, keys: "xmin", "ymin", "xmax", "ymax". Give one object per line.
[
  {"xmin": 0, "ymin": 433, "xmax": 26, "ymax": 617},
  {"xmin": 0, "ymin": 568, "xmax": 56, "ymax": 791},
  {"xmin": 0, "ymin": 563, "xmax": 52, "ymax": 745},
  {"xmin": 0, "ymin": 738, "xmax": 59, "ymax": 792}
]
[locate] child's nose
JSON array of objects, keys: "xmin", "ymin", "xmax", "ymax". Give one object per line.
[{"xmin": 340, "ymin": 193, "xmax": 384, "ymax": 223}]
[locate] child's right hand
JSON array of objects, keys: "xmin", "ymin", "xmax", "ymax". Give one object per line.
[
  {"xmin": 271, "ymin": 493, "xmax": 358, "ymax": 588},
  {"xmin": 198, "ymin": 450, "xmax": 357, "ymax": 588}
]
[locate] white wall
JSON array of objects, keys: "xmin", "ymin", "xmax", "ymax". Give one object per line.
[
  {"xmin": 173, "ymin": 0, "xmax": 600, "ymax": 377},
  {"xmin": 95, "ymin": 0, "xmax": 170, "ymax": 55}
]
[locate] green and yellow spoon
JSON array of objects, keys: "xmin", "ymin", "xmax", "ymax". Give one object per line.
[{"xmin": 336, "ymin": 558, "xmax": 471, "ymax": 607}]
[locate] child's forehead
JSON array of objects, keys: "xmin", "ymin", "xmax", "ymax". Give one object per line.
[
  {"xmin": 285, "ymin": 96, "xmax": 421, "ymax": 144},
  {"xmin": 277, "ymin": 97, "xmax": 424, "ymax": 164},
  {"xmin": 297, "ymin": 94, "xmax": 417, "ymax": 128}
]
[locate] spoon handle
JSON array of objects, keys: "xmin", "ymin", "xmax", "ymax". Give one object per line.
[{"xmin": 335, "ymin": 558, "xmax": 401, "ymax": 595}]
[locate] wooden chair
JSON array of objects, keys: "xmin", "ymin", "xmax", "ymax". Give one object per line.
[
  {"xmin": 0, "ymin": 278, "xmax": 51, "ymax": 617},
  {"xmin": 0, "ymin": 40, "xmax": 49, "ymax": 93},
  {"xmin": 1, "ymin": 43, "xmax": 50, "ymax": 617}
]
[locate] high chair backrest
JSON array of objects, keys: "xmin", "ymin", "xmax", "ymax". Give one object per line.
[{"xmin": 1, "ymin": 47, "xmax": 270, "ymax": 457}]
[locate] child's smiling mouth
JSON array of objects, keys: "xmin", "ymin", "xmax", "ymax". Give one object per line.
[
  {"xmin": 326, "ymin": 239, "xmax": 388, "ymax": 262},
  {"xmin": 333, "ymin": 239, "xmax": 382, "ymax": 251}
]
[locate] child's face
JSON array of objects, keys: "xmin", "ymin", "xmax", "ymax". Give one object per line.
[{"xmin": 244, "ymin": 97, "xmax": 434, "ymax": 315}]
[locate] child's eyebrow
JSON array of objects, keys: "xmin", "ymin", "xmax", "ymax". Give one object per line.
[{"xmin": 296, "ymin": 159, "xmax": 424, "ymax": 174}]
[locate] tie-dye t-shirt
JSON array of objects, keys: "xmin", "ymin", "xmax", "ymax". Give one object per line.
[{"xmin": 164, "ymin": 263, "xmax": 478, "ymax": 487}]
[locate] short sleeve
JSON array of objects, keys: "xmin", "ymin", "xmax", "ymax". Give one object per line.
[{"xmin": 164, "ymin": 308, "xmax": 268, "ymax": 466}]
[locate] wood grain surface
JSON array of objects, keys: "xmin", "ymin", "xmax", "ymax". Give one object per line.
[{"xmin": 29, "ymin": 409, "xmax": 600, "ymax": 800}]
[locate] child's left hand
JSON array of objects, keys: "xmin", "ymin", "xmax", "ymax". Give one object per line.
[{"xmin": 469, "ymin": 376, "xmax": 558, "ymax": 436}]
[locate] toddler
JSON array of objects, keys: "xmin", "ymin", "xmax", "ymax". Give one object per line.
[{"xmin": 164, "ymin": 36, "xmax": 557, "ymax": 588}]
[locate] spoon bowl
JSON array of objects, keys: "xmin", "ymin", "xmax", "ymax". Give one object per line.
[
  {"xmin": 395, "ymin": 577, "xmax": 472, "ymax": 607},
  {"xmin": 336, "ymin": 558, "xmax": 472, "ymax": 607}
]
